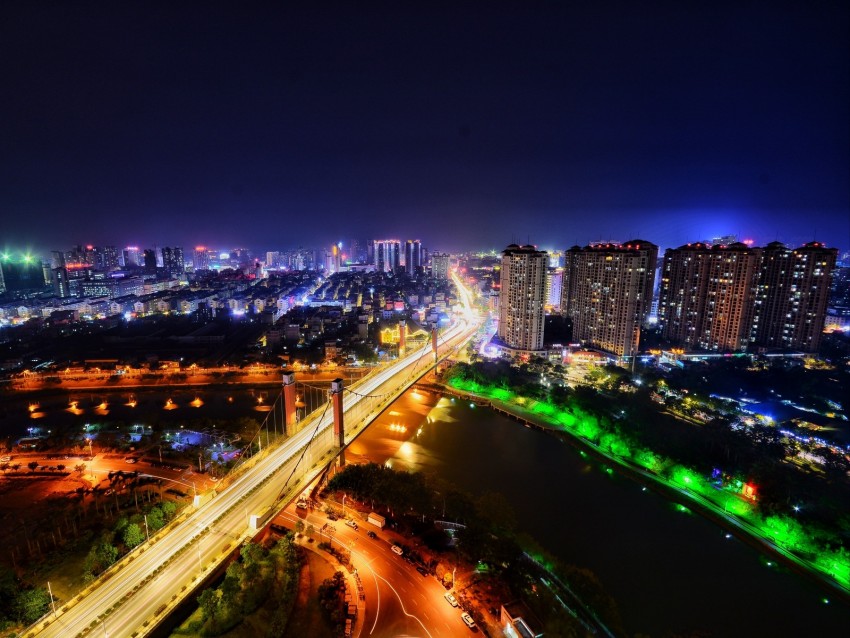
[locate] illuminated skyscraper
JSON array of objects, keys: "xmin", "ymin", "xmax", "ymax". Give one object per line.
[
  {"xmin": 547, "ymin": 267, "xmax": 563, "ymax": 310},
  {"xmin": 659, "ymin": 242, "xmax": 760, "ymax": 351},
  {"xmin": 373, "ymin": 240, "xmax": 400, "ymax": 273},
  {"xmin": 122, "ymin": 246, "xmax": 141, "ymax": 267},
  {"xmin": 561, "ymin": 240, "xmax": 657, "ymax": 358},
  {"xmin": 751, "ymin": 241, "xmax": 837, "ymax": 352},
  {"xmin": 94, "ymin": 245, "xmax": 119, "ymax": 271},
  {"xmin": 497, "ymin": 244, "xmax": 547, "ymax": 353},
  {"xmin": 404, "ymin": 240, "xmax": 422, "ymax": 276},
  {"xmin": 193, "ymin": 246, "xmax": 210, "ymax": 271},
  {"xmin": 161, "ymin": 246, "xmax": 185, "ymax": 275}
]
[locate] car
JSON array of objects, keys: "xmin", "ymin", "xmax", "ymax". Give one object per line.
[
  {"xmin": 416, "ymin": 565, "xmax": 428, "ymax": 576},
  {"xmin": 124, "ymin": 457, "xmax": 137, "ymax": 464},
  {"xmin": 0, "ymin": 456, "xmax": 11, "ymax": 462},
  {"xmin": 296, "ymin": 500, "xmax": 308, "ymax": 510},
  {"xmin": 367, "ymin": 530, "xmax": 377, "ymax": 539},
  {"xmin": 345, "ymin": 519, "xmax": 358, "ymax": 530},
  {"xmin": 461, "ymin": 612, "xmax": 476, "ymax": 629},
  {"xmin": 444, "ymin": 592, "xmax": 458, "ymax": 607},
  {"xmin": 390, "ymin": 544, "xmax": 403, "ymax": 556}
]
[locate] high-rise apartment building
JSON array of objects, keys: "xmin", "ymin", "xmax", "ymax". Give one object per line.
[
  {"xmin": 547, "ymin": 268, "xmax": 563, "ymax": 310},
  {"xmin": 161, "ymin": 247, "xmax": 185, "ymax": 276},
  {"xmin": 561, "ymin": 240, "xmax": 657, "ymax": 358},
  {"xmin": 431, "ymin": 252, "xmax": 450, "ymax": 280},
  {"xmin": 404, "ymin": 240, "xmax": 422, "ymax": 276},
  {"xmin": 193, "ymin": 246, "xmax": 210, "ymax": 271},
  {"xmin": 94, "ymin": 245, "xmax": 119, "ymax": 271},
  {"xmin": 658, "ymin": 242, "xmax": 761, "ymax": 352},
  {"xmin": 497, "ymin": 244, "xmax": 547, "ymax": 354},
  {"xmin": 122, "ymin": 246, "xmax": 141, "ymax": 268},
  {"xmin": 52, "ymin": 267, "xmax": 71, "ymax": 298},
  {"xmin": 373, "ymin": 240, "xmax": 400, "ymax": 273},
  {"xmin": 751, "ymin": 241, "xmax": 837, "ymax": 352}
]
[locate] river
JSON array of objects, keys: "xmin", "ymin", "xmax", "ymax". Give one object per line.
[{"xmin": 348, "ymin": 389, "xmax": 850, "ymax": 637}]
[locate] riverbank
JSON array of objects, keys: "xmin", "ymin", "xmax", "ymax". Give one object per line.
[{"xmin": 424, "ymin": 380, "xmax": 850, "ymax": 606}]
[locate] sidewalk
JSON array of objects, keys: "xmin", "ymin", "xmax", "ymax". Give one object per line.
[{"xmin": 293, "ymin": 534, "xmax": 364, "ymax": 638}]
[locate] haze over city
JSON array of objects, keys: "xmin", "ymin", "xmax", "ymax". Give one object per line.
[
  {"xmin": 2, "ymin": 4, "xmax": 850, "ymax": 638},
  {"xmin": 2, "ymin": 2, "xmax": 848, "ymax": 254}
]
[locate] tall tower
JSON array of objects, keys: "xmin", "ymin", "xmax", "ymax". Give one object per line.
[
  {"xmin": 404, "ymin": 240, "xmax": 422, "ymax": 276},
  {"xmin": 561, "ymin": 240, "xmax": 657, "ymax": 358},
  {"xmin": 497, "ymin": 244, "xmax": 547, "ymax": 353},
  {"xmin": 373, "ymin": 240, "xmax": 401, "ymax": 273},
  {"xmin": 193, "ymin": 246, "xmax": 210, "ymax": 271},
  {"xmin": 659, "ymin": 242, "xmax": 760, "ymax": 352},
  {"xmin": 751, "ymin": 241, "xmax": 837, "ymax": 352}
]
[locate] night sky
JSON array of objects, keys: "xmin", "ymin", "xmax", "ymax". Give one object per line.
[{"xmin": 2, "ymin": 2, "xmax": 848, "ymax": 255}]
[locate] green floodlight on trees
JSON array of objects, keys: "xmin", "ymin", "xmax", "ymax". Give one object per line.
[{"xmin": 445, "ymin": 371, "xmax": 850, "ymax": 589}]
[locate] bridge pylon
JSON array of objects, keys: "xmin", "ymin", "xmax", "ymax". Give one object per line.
[
  {"xmin": 331, "ymin": 378, "xmax": 345, "ymax": 467},
  {"xmin": 282, "ymin": 371, "xmax": 297, "ymax": 435}
]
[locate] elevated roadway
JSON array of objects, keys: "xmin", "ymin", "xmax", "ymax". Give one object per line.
[{"xmin": 29, "ymin": 281, "xmax": 479, "ymax": 638}]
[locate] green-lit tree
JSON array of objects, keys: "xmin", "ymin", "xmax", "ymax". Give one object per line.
[
  {"xmin": 123, "ymin": 523, "xmax": 144, "ymax": 549},
  {"xmin": 14, "ymin": 587, "xmax": 51, "ymax": 625},
  {"xmin": 160, "ymin": 501, "xmax": 177, "ymax": 520},
  {"xmin": 146, "ymin": 507, "xmax": 165, "ymax": 531}
]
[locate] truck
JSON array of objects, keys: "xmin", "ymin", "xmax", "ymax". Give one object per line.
[{"xmin": 367, "ymin": 512, "xmax": 386, "ymax": 529}]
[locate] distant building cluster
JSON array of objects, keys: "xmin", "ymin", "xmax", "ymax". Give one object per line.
[{"xmin": 0, "ymin": 237, "xmax": 453, "ymax": 327}]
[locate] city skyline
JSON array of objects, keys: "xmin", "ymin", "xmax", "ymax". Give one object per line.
[{"xmin": 1, "ymin": 3, "xmax": 848, "ymax": 254}]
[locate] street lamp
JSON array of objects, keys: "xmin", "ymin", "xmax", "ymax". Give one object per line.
[
  {"xmin": 86, "ymin": 438, "xmax": 93, "ymax": 457},
  {"xmin": 342, "ymin": 494, "xmax": 346, "ymax": 517}
]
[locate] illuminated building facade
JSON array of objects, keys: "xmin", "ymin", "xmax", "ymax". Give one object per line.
[
  {"xmin": 404, "ymin": 240, "xmax": 422, "ymax": 276},
  {"xmin": 94, "ymin": 245, "xmax": 119, "ymax": 271},
  {"xmin": 561, "ymin": 240, "xmax": 657, "ymax": 358},
  {"xmin": 52, "ymin": 267, "xmax": 71, "ymax": 298},
  {"xmin": 659, "ymin": 242, "xmax": 760, "ymax": 352},
  {"xmin": 547, "ymin": 267, "xmax": 563, "ymax": 310},
  {"xmin": 431, "ymin": 252, "xmax": 450, "ymax": 280},
  {"xmin": 497, "ymin": 244, "xmax": 547, "ymax": 353},
  {"xmin": 122, "ymin": 246, "xmax": 141, "ymax": 267},
  {"xmin": 161, "ymin": 246, "xmax": 185, "ymax": 275},
  {"xmin": 373, "ymin": 240, "xmax": 400, "ymax": 273},
  {"xmin": 193, "ymin": 246, "xmax": 210, "ymax": 271},
  {"xmin": 751, "ymin": 241, "xmax": 837, "ymax": 352}
]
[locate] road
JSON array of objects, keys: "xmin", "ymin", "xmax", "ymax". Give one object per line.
[
  {"xmin": 30, "ymin": 295, "xmax": 480, "ymax": 637},
  {"xmin": 276, "ymin": 505, "xmax": 470, "ymax": 638}
]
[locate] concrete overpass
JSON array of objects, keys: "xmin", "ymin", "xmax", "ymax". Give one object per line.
[{"xmin": 28, "ymin": 282, "xmax": 479, "ymax": 638}]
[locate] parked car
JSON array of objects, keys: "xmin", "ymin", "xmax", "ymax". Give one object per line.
[
  {"xmin": 444, "ymin": 592, "xmax": 458, "ymax": 607},
  {"xmin": 461, "ymin": 612, "xmax": 476, "ymax": 629},
  {"xmin": 391, "ymin": 544, "xmax": 403, "ymax": 556}
]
